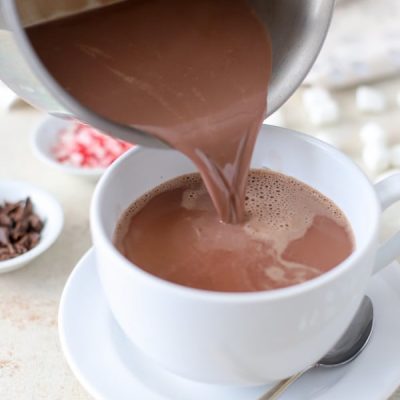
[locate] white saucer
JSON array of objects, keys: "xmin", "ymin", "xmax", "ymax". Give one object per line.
[{"xmin": 59, "ymin": 249, "xmax": 400, "ymax": 400}]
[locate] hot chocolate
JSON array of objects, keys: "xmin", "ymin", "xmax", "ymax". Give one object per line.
[
  {"xmin": 114, "ymin": 170, "xmax": 354, "ymax": 292},
  {"xmin": 27, "ymin": 0, "xmax": 355, "ymax": 292},
  {"xmin": 27, "ymin": 0, "xmax": 272, "ymax": 223}
]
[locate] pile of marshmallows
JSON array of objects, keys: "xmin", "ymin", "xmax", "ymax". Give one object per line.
[{"xmin": 302, "ymin": 85, "xmax": 400, "ymax": 176}]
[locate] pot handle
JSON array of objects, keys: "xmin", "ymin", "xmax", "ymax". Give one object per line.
[{"xmin": 373, "ymin": 173, "xmax": 400, "ymax": 273}]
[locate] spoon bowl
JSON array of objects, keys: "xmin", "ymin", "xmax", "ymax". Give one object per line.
[
  {"xmin": 259, "ymin": 296, "xmax": 374, "ymax": 400},
  {"xmin": 319, "ymin": 297, "xmax": 374, "ymax": 368}
]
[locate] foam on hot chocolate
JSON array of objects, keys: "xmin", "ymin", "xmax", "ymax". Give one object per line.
[
  {"xmin": 243, "ymin": 169, "xmax": 348, "ymax": 250},
  {"xmin": 115, "ymin": 170, "xmax": 354, "ymax": 292}
]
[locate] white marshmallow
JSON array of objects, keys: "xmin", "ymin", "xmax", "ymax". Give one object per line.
[
  {"xmin": 359, "ymin": 122, "xmax": 388, "ymax": 146},
  {"xmin": 302, "ymin": 87, "xmax": 332, "ymax": 109},
  {"xmin": 390, "ymin": 144, "xmax": 400, "ymax": 168},
  {"xmin": 302, "ymin": 87, "xmax": 340, "ymax": 126},
  {"xmin": 307, "ymin": 101, "xmax": 340, "ymax": 126},
  {"xmin": 356, "ymin": 86, "xmax": 386, "ymax": 114},
  {"xmin": 362, "ymin": 142, "xmax": 390, "ymax": 174},
  {"xmin": 263, "ymin": 110, "xmax": 285, "ymax": 127}
]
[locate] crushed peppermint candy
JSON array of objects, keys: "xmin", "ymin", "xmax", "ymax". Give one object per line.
[{"xmin": 53, "ymin": 122, "xmax": 134, "ymax": 168}]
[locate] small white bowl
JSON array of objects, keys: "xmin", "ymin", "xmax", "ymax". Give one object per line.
[
  {"xmin": 0, "ymin": 180, "xmax": 64, "ymax": 273},
  {"xmin": 31, "ymin": 116, "xmax": 105, "ymax": 182}
]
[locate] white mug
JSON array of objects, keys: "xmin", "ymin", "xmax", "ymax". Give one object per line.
[{"xmin": 91, "ymin": 125, "xmax": 400, "ymax": 386}]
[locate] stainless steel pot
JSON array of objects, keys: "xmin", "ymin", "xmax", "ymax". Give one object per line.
[{"xmin": 0, "ymin": 0, "xmax": 334, "ymax": 147}]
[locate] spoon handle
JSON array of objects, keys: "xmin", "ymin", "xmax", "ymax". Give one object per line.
[{"xmin": 258, "ymin": 368, "xmax": 310, "ymax": 400}]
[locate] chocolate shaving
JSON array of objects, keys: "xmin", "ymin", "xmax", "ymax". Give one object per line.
[
  {"xmin": 0, "ymin": 227, "xmax": 10, "ymax": 246},
  {"xmin": 0, "ymin": 214, "xmax": 12, "ymax": 227},
  {"xmin": 0, "ymin": 197, "xmax": 44, "ymax": 261},
  {"xmin": 28, "ymin": 214, "xmax": 43, "ymax": 232},
  {"xmin": 2, "ymin": 202, "xmax": 19, "ymax": 214},
  {"xmin": 0, "ymin": 247, "xmax": 12, "ymax": 261},
  {"xmin": 10, "ymin": 220, "xmax": 29, "ymax": 241}
]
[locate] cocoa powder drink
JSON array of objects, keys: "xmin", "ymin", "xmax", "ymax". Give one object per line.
[
  {"xmin": 26, "ymin": 0, "xmax": 355, "ymax": 292},
  {"xmin": 27, "ymin": 0, "xmax": 271, "ymax": 223},
  {"xmin": 114, "ymin": 170, "xmax": 354, "ymax": 292}
]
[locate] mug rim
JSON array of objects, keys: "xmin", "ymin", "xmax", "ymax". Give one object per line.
[{"xmin": 91, "ymin": 126, "xmax": 381, "ymax": 303}]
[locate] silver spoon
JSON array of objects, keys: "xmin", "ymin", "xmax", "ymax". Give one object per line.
[{"xmin": 258, "ymin": 296, "xmax": 374, "ymax": 400}]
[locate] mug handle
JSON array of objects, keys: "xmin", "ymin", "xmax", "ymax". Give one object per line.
[{"xmin": 373, "ymin": 173, "xmax": 400, "ymax": 274}]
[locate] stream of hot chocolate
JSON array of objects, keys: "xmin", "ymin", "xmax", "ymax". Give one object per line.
[{"xmin": 27, "ymin": 0, "xmax": 272, "ymax": 222}]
